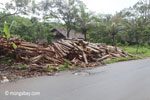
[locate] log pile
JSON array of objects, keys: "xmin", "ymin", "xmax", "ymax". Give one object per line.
[
  {"xmin": 0, "ymin": 37, "xmax": 65, "ymax": 67},
  {"xmin": 0, "ymin": 37, "xmax": 133, "ymax": 68},
  {"xmin": 52, "ymin": 39, "xmax": 133, "ymax": 67}
]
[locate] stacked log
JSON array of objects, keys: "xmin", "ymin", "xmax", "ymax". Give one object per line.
[
  {"xmin": 0, "ymin": 37, "xmax": 65, "ymax": 66},
  {"xmin": 52, "ymin": 39, "xmax": 132, "ymax": 67},
  {"xmin": 0, "ymin": 37, "xmax": 132, "ymax": 68}
]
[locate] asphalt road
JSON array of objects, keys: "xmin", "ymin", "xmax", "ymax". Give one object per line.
[{"xmin": 0, "ymin": 59, "xmax": 150, "ymax": 100}]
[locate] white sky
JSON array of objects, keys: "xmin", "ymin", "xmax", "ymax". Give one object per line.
[
  {"xmin": 0, "ymin": 0, "xmax": 139, "ymax": 14},
  {"xmin": 82, "ymin": 0, "xmax": 139, "ymax": 14}
]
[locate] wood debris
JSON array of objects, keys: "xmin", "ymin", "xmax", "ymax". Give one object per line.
[{"xmin": 0, "ymin": 37, "xmax": 133, "ymax": 68}]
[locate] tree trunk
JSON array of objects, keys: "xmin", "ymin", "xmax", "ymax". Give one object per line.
[
  {"xmin": 112, "ymin": 34, "xmax": 115, "ymax": 46},
  {"xmin": 136, "ymin": 35, "xmax": 140, "ymax": 53},
  {"xmin": 84, "ymin": 32, "xmax": 87, "ymax": 41},
  {"xmin": 136, "ymin": 42, "xmax": 140, "ymax": 53},
  {"xmin": 82, "ymin": 28, "xmax": 87, "ymax": 41},
  {"xmin": 67, "ymin": 28, "xmax": 71, "ymax": 38}
]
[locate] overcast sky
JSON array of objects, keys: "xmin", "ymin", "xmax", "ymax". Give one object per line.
[
  {"xmin": 82, "ymin": 0, "xmax": 139, "ymax": 14},
  {"xmin": 0, "ymin": 0, "xmax": 139, "ymax": 14}
]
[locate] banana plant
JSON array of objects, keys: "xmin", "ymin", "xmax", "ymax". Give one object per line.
[
  {"xmin": 4, "ymin": 21, "xmax": 10, "ymax": 40},
  {"xmin": 3, "ymin": 21, "xmax": 17, "ymax": 49}
]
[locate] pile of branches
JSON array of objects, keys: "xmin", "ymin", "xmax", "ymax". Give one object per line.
[{"xmin": 0, "ymin": 37, "xmax": 133, "ymax": 68}]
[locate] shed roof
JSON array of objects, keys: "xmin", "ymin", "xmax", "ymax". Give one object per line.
[{"xmin": 51, "ymin": 28, "xmax": 84, "ymax": 39}]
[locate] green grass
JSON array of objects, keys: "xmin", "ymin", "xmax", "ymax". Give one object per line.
[
  {"xmin": 104, "ymin": 56, "xmax": 142, "ymax": 64},
  {"xmin": 104, "ymin": 45, "xmax": 150, "ymax": 64},
  {"xmin": 45, "ymin": 65, "xmax": 75, "ymax": 71},
  {"xmin": 0, "ymin": 57, "xmax": 14, "ymax": 65},
  {"xmin": 44, "ymin": 60, "xmax": 75, "ymax": 71},
  {"xmin": 105, "ymin": 45, "xmax": 150, "ymax": 64},
  {"xmin": 120, "ymin": 45, "xmax": 150, "ymax": 57},
  {"xmin": 18, "ymin": 64, "xmax": 28, "ymax": 70}
]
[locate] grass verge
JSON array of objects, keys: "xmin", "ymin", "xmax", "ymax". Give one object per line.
[
  {"xmin": 44, "ymin": 60, "xmax": 75, "ymax": 71},
  {"xmin": 120, "ymin": 45, "xmax": 150, "ymax": 57},
  {"xmin": 104, "ymin": 56, "xmax": 142, "ymax": 64},
  {"xmin": 104, "ymin": 45, "xmax": 150, "ymax": 64}
]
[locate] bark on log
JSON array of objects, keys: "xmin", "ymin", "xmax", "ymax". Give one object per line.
[{"xmin": 82, "ymin": 51, "xmax": 88, "ymax": 64}]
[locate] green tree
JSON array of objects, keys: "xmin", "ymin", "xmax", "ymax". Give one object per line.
[
  {"xmin": 0, "ymin": 0, "xmax": 37, "ymax": 21},
  {"xmin": 75, "ymin": 2, "xmax": 94, "ymax": 40},
  {"xmin": 41, "ymin": 0, "xmax": 80, "ymax": 38}
]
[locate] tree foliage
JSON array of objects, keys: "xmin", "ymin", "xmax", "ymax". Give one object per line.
[
  {"xmin": 0, "ymin": 0, "xmax": 150, "ymax": 47},
  {"xmin": 41, "ymin": 0, "xmax": 81, "ymax": 38}
]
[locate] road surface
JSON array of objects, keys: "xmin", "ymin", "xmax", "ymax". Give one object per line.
[{"xmin": 0, "ymin": 59, "xmax": 150, "ymax": 100}]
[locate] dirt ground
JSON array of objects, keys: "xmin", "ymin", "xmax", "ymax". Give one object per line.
[{"xmin": 0, "ymin": 63, "xmax": 54, "ymax": 82}]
